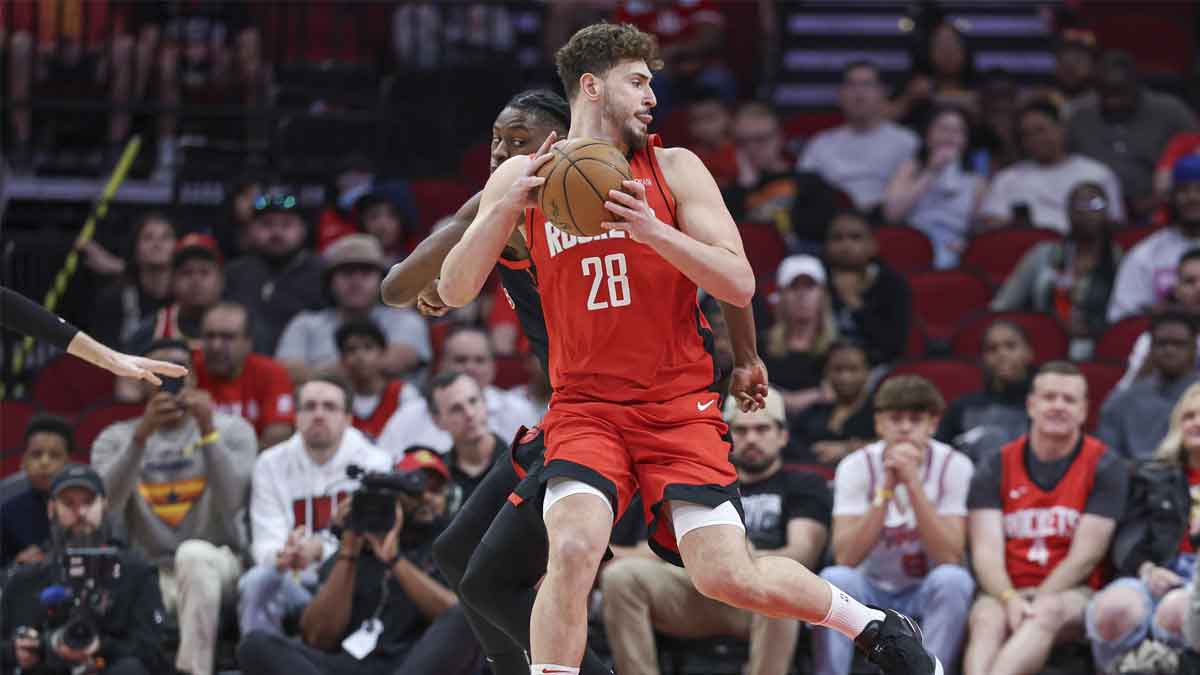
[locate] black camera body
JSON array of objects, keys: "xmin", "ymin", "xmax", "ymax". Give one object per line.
[
  {"xmin": 345, "ymin": 465, "xmax": 426, "ymax": 535},
  {"xmin": 35, "ymin": 547, "xmax": 121, "ymax": 671}
]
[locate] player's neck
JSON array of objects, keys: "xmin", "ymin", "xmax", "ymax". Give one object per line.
[{"xmin": 569, "ymin": 110, "xmax": 628, "ymax": 155}]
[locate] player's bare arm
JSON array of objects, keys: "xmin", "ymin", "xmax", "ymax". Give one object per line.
[
  {"xmin": 601, "ymin": 146, "xmax": 754, "ymax": 307},
  {"xmin": 381, "ymin": 192, "xmax": 480, "ymax": 308},
  {"xmin": 439, "ymin": 132, "xmax": 556, "ymax": 308},
  {"xmin": 720, "ymin": 300, "xmax": 768, "ymax": 412}
]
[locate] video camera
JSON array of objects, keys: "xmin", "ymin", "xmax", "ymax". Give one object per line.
[
  {"xmin": 345, "ymin": 464, "xmax": 426, "ymax": 535},
  {"xmin": 28, "ymin": 547, "xmax": 121, "ymax": 672}
]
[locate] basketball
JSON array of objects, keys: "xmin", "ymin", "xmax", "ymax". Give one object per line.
[{"xmin": 535, "ymin": 138, "xmax": 632, "ymax": 237}]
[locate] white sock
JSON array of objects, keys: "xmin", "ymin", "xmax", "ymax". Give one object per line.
[
  {"xmin": 817, "ymin": 581, "xmax": 887, "ymax": 640},
  {"xmin": 531, "ymin": 666, "xmax": 580, "ymax": 675}
]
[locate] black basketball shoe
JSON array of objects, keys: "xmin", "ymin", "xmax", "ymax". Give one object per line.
[{"xmin": 854, "ymin": 607, "xmax": 944, "ymax": 675}]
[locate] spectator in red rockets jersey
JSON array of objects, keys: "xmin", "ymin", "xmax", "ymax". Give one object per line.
[
  {"xmin": 962, "ymin": 361, "xmax": 1128, "ymax": 675},
  {"xmin": 194, "ymin": 302, "xmax": 295, "ymax": 449},
  {"xmin": 335, "ymin": 318, "xmax": 407, "ymax": 443}
]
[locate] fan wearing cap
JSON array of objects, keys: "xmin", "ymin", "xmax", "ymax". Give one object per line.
[
  {"xmin": 276, "ymin": 234, "xmax": 431, "ymax": 384},
  {"xmin": 825, "ymin": 211, "xmax": 912, "ymax": 366},
  {"xmin": 224, "ymin": 191, "xmax": 326, "ymax": 354},
  {"xmin": 764, "ymin": 254, "xmax": 837, "ymax": 418},
  {"xmin": 237, "ymin": 444, "xmax": 482, "ymax": 675},
  {"xmin": 600, "ymin": 386, "xmax": 831, "ymax": 675},
  {"xmin": 1, "ymin": 465, "xmax": 171, "ymax": 674},
  {"xmin": 1110, "ymin": 155, "xmax": 1200, "ymax": 322}
]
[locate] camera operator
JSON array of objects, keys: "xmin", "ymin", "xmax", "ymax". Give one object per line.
[
  {"xmin": 0, "ymin": 465, "xmax": 169, "ymax": 675},
  {"xmin": 237, "ymin": 450, "xmax": 482, "ymax": 675}
]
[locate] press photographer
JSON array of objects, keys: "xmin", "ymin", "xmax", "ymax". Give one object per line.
[
  {"xmin": 237, "ymin": 449, "xmax": 482, "ymax": 675},
  {"xmin": 0, "ymin": 465, "xmax": 169, "ymax": 675}
]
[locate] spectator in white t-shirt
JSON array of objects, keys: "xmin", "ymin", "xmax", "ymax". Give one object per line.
[
  {"xmin": 376, "ymin": 325, "xmax": 538, "ymax": 455},
  {"xmin": 979, "ymin": 99, "xmax": 1124, "ymax": 233},
  {"xmin": 813, "ymin": 375, "xmax": 975, "ymax": 675},
  {"xmin": 1118, "ymin": 249, "xmax": 1200, "ymax": 390},
  {"xmin": 276, "ymin": 234, "xmax": 431, "ymax": 383},
  {"xmin": 1109, "ymin": 155, "xmax": 1200, "ymax": 323},
  {"xmin": 798, "ymin": 61, "xmax": 919, "ymax": 212}
]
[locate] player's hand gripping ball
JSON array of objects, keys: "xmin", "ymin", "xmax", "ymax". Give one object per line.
[{"xmin": 536, "ymin": 138, "xmax": 632, "ymax": 237}]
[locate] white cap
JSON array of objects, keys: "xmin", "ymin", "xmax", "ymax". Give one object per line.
[
  {"xmin": 776, "ymin": 254, "xmax": 826, "ymax": 288},
  {"xmin": 724, "ymin": 385, "xmax": 788, "ymax": 427}
]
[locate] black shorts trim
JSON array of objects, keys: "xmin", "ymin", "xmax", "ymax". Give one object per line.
[
  {"xmin": 647, "ymin": 480, "xmax": 744, "ymax": 568},
  {"xmin": 538, "ymin": 459, "xmax": 620, "ymax": 515}
]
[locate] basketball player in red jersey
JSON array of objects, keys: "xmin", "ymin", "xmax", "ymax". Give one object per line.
[
  {"xmin": 963, "ymin": 361, "xmax": 1126, "ymax": 675},
  {"xmin": 439, "ymin": 22, "xmax": 941, "ymax": 675}
]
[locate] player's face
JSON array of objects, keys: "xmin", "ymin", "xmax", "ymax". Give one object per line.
[
  {"xmin": 297, "ymin": 381, "xmax": 351, "ymax": 451},
  {"xmin": 137, "ymin": 219, "xmax": 176, "ymax": 267},
  {"xmin": 441, "ymin": 332, "xmax": 495, "ymax": 387},
  {"xmin": 431, "ymin": 376, "xmax": 489, "ymax": 445},
  {"xmin": 1174, "ymin": 181, "xmax": 1200, "ymax": 228},
  {"xmin": 827, "ymin": 347, "xmax": 869, "ymax": 402},
  {"xmin": 876, "ymin": 409, "xmax": 937, "ymax": 448},
  {"xmin": 1178, "ymin": 393, "xmax": 1200, "ymax": 454},
  {"xmin": 601, "ymin": 60, "xmax": 656, "ymax": 152},
  {"xmin": 51, "ymin": 488, "xmax": 105, "ymax": 537},
  {"xmin": 331, "ymin": 265, "xmax": 384, "ymax": 312},
  {"xmin": 23, "ymin": 433, "xmax": 69, "ymax": 493},
  {"xmin": 1176, "ymin": 260, "xmax": 1200, "ymax": 308},
  {"xmin": 982, "ymin": 323, "xmax": 1032, "ymax": 384},
  {"xmin": 490, "ymin": 107, "xmax": 558, "ymax": 174},
  {"xmin": 730, "ymin": 410, "xmax": 787, "ymax": 474},
  {"xmin": 1027, "ymin": 373, "xmax": 1087, "ymax": 438},
  {"xmin": 340, "ymin": 335, "xmax": 383, "ymax": 379},
  {"xmin": 173, "ymin": 258, "xmax": 223, "ymax": 310},
  {"xmin": 1150, "ymin": 322, "xmax": 1196, "ymax": 379},
  {"xmin": 201, "ymin": 307, "xmax": 252, "ymax": 377}
]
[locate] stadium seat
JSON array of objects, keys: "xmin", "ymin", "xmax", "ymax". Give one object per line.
[
  {"xmin": 875, "ymin": 225, "xmax": 934, "ymax": 275},
  {"xmin": 32, "ymin": 354, "xmax": 116, "ymax": 416},
  {"xmin": 1095, "ymin": 315, "xmax": 1152, "ymax": 364},
  {"xmin": 0, "ymin": 400, "xmax": 37, "ymax": 474},
  {"xmin": 409, "ymin": 178, "xmax": 476, "ymax": 231},
  {"xmin": 782, "ymin": 111, "xmax": 843, "ymax": 141},
  {"xmin": 738, "ymin": 222, "xmax": 788, "ymax": 282},
  {"xmin": 887, "ymin": 359, "xmax": 983, "ymax": 406},
  {"xmin": 907, "ymin": 269, "xmax": 992, "ymax": 343},
  {"xmin": 459, "ymin": 141, "xmax": 492, "ymax": 188},
  {"xmin": 960, "ymin": 227, "xmax": 1062, "ymax": 287},
  {"xmin": 493, "ymin": 355, "xmax": 527, "ymax": 390},
  {"xmin": 951, "ymin": 311, "xmax": 1070, "ymax": 365},
  {"xmin": 73, "ymin": 402, "xmax": 145, "ymax": 459},
  {"xmin": 1113, "ymin": 224, "xmax": 1164, "ymax": 252},
  {"xmin": 1077, "ymin": 361, "xmax": 1125, "ymax": 432},
  {"xmin": 907, "ymin": 320, "xmax": 927, "ymax": 358}
]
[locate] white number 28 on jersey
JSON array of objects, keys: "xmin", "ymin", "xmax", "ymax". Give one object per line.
[{"xmin": 581, "ymin": 254, "xmax": 631, "ymax": 311}]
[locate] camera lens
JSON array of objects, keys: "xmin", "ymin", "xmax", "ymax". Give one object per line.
[{"xmin": 61, "ymin": 617, "xmax": 96, "ymax": 650}]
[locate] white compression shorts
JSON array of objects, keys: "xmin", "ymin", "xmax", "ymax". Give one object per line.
[{"xmin": 543, "ymin": 478, "xmax": 745, "ymax": 541}]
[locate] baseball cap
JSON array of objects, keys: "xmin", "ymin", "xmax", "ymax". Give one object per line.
[
  {"xmin": 324, "ymin": 234, "xmax": 388, "ymax": 273},
  {"xmin": 396, "ymin": 447, "xmax": 451, "ymax": 483},
  {"xmin": 723, "ymin": 385, "xmax": 787, "ymax": 428},
  {"xmin": 172, "ymin": 233, "xmax": 223, "ymax": 268},
  {"xmin": 50, "ymin": 464, "xmax": 106, "ymax": 498},
  {"xmin": 1174, "ymin": 155, "xmax": 1200, "ymax": 186},
  {"xmin": 253, "ymin": 188, "xmax": 302, "ymax": 215},
  {"xmin": 776, "ymin": 254, "xmax": 826, "ymax": 289}
]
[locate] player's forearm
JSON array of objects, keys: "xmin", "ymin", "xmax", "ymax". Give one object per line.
[
  {"xmin": 645, "ymin": 226, "xmax": 754, "ymax": 307},
  {"xmin": 718, "ymin": 300, "xmax": 759, "ymax": 365},
  {"xmin": 381, "ymin": 217, "xmax": 471, "ymax": 307},
  {"xmin": 439, "ymin": 205, "xmax": 522, "ymax": 308}
]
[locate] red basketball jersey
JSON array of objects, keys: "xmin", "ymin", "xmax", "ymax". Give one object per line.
[
  {"xmin": 525, "ymin": 134, "xmax": 719, "ymax": 404},
  {"xmin": 1000, "ymin": 435, "xmax": 1108, "ymax": 589}
]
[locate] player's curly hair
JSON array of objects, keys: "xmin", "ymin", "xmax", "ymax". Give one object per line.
[
  {"xmin": 555, "ymin": 22, "xmax": 663, "ymax": 102},
  {"xmin": 505, "ymin": 89, "xmax": 570, "ymax": 132}
]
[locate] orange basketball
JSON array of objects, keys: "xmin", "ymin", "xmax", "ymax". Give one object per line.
[{"xmin": 535, "ymin": 138, "xmax": 632, "ymax": 237}]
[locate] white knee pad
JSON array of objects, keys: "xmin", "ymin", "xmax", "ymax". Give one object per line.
[
  {"xmin": 670, "ymin": 500, "xmax": 745, "ymax": 541},
  {"xmin": 543, "ymin": 478, "xmax": 613, "ymax": 520}
]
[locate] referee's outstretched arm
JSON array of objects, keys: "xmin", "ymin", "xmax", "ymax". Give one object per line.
[{"xmin": 0, "ymin": 285, "xmax": 187, "ymax": 385}]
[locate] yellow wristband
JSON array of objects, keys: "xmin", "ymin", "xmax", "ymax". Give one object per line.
[
  {"xmin": 1000, "ymin": 589, "xmax": 1018, "ymax": 602},
  {"xmin": 872, "ymin": 488, "xmax": 894, "ymax": 507},
  {"xmin": 200, "ymin": 430, "xmax": 220, "ymax": 446}
]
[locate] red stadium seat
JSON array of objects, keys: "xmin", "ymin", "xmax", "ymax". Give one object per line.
[
  {"xmin": 409, "ymin": 178, "xmax": 476, "ymax": 231},
  {"xmin": 1095, "ymin": 315, "xmax": 1152, "ymax": 364},
  {"xmin": 907, "ymin": 269, "xmax": 992, "ymax": 343},
  {"xmin": 782, "ymin": 111, "xmax": 843, "ymax": 141},
  {"xmin": 951, "ymin": 311, "xmax": 1070, "ymax": 365},
  {"xmin": 32, "ymin": 354, "xmax": 115, "ymax": 416},
  {"xmin": 1077, "ymin": 361, "xmax": 1125, "ymax": 433},
  {"xmin": 887, "ymin": 359, "xmax": 983, "ymax": 406},
  {"xmin": 739, "ymin": 222, "xmax": 788, "ymax": 282},
  {"xmin": 875, "ymin": 225, "xmax": 934, "ymax": 275},
  {"xmin": 73, "ymin": 402, "xmax": 145, "ymax": 459},
  {"xmin": 493, "ymin": 355, "xmax": 527, "ymax": 390},
  {"xmin": 961, "ymin": 228, "xmax": 1063, "ymax": 287},
  {"xmin": 458, "ymin": 141, "xmax": 492, "ymax": 188},
  {"xmin": 907, "ymin": 320, "xmax": 927, "ymax": 359},
  {"xmin": 0, "ymin": 401, "xmax": 37, "ymax": 476},
  {"xmin": 1113, "ymin": 224, "xmax": 1164, "ymax": 253}
]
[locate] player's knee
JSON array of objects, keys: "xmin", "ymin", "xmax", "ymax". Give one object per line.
[
  {"xmin": 690, "ymin": 563, "xmax": 753, "ymax": 606},
  {"xmin": 547, "ymin": 529, "xmax": 606, "ymax": 579}
]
